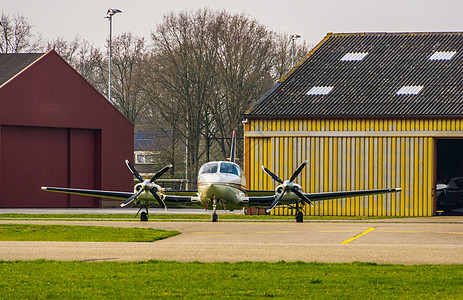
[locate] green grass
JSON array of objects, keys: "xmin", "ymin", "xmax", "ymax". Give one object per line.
[
  {"xmin": 0, "ymin": 224, "xmax": 179, "ymax": 242},
  {"xmin": 0, "ymin": 213, "xmax": 406, "ymax": 221},
  {"xmin": 0, "ymin": 214, "xmax": 136, "ymax": 219},
  {"xmin": 1, "ymin": 260, "xmax": 463, "ymax": 298}
]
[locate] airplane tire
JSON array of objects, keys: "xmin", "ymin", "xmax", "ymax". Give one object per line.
[
  {"xmin": 212, "ymin": 213, "xmax": 218, "ymax": 222},
  {"xmin": 141, "ymin": 211, "xmax": 148, "ymax": 222},
  {"xmin": 296, "ymin": 211, "xmax": 304, "ymax": 223}
]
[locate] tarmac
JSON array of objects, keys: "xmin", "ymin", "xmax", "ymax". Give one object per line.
[{"xmin": 0, "ymin": 209, "xmax": 462, "ymax": 264}]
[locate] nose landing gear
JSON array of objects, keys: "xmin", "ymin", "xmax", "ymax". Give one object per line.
[
  {"xmin": 136, "ymin": 207, "xmax": 149, "ymax": 222},
  {"xmin": 212, "ymin": 199, "xmax": 218, "ymax": 222}
]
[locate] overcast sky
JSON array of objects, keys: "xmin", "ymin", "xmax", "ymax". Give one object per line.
[{"xmin": 2, "ymin": 0, "xmax": 463, "ymax": 49}]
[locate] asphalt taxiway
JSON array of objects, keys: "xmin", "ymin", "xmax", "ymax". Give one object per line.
[{"xmin": 0, "ymin": 216, "xmax": 462, "ymax": 264}]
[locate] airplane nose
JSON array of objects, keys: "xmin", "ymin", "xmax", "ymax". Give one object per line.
[{"xmin": 199, "ymin": 184, "xmax": 219, "ymax": 199}]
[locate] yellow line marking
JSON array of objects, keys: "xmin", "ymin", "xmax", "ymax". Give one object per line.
[
  {"xmin": 381, "ymin": 230, "xmax": 419, "ymax": 233},
  {"xmin": 192, "ymin": 230, "xmax": 356, "ymax": 235},
  {"xmin": 341, "ymin": 227, "xmax": 376, "ymax": 244},
  {"xmin": 193, "ymin": 232, "xmax": 225, "ymax": 234},
  {"xmin": 382, "ymin": 230, "xmax": 463, "ymax": 235}
]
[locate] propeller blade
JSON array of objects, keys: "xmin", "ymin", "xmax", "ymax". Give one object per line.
[
  {"xmin": 125, "ymin": 159, "xmax": 144, "ymax": 183},
  {"xmin": 261, "ymin": 166, "xmax": 284, "ymax": 184},
  {"xmin": 293, "ymin": 189, "xmax": 314, "ymax": 207},
  {"xmin": 120, "ymin": 188, "xmax": 143, "ymax": 207},
  {"xmin": 266, "ymin": 192, "xmax": 284, "ymax": 213},
  {"xmin": 289, "ymin": 160, "xmax": 308, "ymax": 183},
  {"xmin": 150, "ymin": 165, "xmax": 173, "ymax": 183},
  {"xmin": 149, "ymin": 188, "xmax": 168, "ymax": 211}
]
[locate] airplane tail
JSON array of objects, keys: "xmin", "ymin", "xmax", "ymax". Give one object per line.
[{"xmin": 230, "ymin": 130, "xmax": 236, "ymax": 163}]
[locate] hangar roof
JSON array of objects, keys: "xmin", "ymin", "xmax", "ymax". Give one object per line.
[
  {"xmin": 245, "ymin": 32, "xmax": 463, "ymax": 118},
  {"xmin": 0, "ymin": 53, "xmax": 43, "ymax": 87}
]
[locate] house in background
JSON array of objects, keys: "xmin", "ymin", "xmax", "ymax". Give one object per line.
[
  {"xmin": 133, "ymin": 127, "xmax": 187, "ymax": 190},
  {"xmin": 0, "ymin": 50, "xmax": 133, "ymax": 208},
  {"xmin": 134, "ymin": 127, "xmax": 157, "ymax": 175},
  {"xmin": 245, "ymin": 32, "xmax": 463, "ymax": 217}
]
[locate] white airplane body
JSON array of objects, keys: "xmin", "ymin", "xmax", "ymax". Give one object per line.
[{"xmin": 42, "ymin": 131, "xmax": 401, "ymax": 222}]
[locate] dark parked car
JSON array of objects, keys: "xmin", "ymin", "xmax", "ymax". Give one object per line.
[{"xmin": 436, "ymin": 177, "xmax": 463, "ymax": 214}]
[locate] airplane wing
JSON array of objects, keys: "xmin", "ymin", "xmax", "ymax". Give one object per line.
[
  {"xmin": 42, "ymin": 186, "xmax": 201, "ymax": 207},
  {"xmin": 304, "ymin": 188, "xmax": 402, "ymax": 201},
  {"xmin": 163, "ymin": 190, "xmax": 201, "ymax": 207},
  {"xmin": 246, "ymin": 190, "xmax": 279, "ymax": 206},
  {"xmin": 164, "ymin": 190, "xmax": 198, "ymax": 196},
  {"xmin": 246, "ymin": 196, "xmax": 276, "ymax": 206},
  {"xmin": 246, "ymin": 190, "xmax": 275, "ymax": 197},
  {"xmin": 244, "ymin": 188, "xmax": 401, "ymax": 207},
  {"xmin": 41, "ymin": 187, "xmax": 132, "ymax": 200},
  {"xmin": 163, "ymin": 195, "xmax": 200, "ymax": 206}
]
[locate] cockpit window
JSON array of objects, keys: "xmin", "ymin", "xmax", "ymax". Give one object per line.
[
  {"xmin": 219, "ymin": 162, "xmax": 240, "ymax": 176},
  {"xmin": 199, "ymin": 162, "xmax": 218, "ymax": 174}
]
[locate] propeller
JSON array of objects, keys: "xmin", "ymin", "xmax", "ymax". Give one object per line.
[
  {"xmin": 262, "ymin": 160, "xmax": 313, "ymax": 213},
  {"xmin": 125, "ymin": 159, "xmax": 144, "ymax": 183},
  {"xmin": 261, "ymin": 166, "xmax": 284, "ymax": 184},
  {"xmin": 121, "ymin": 188, "xmax": 143, "ymax": 207},
  {"xmin": 122, "ymin": 160, "xmax": 172, "ymax": 210}
]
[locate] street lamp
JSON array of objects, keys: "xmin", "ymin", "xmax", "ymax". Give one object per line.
[
  {"xmin": 290, "ymin": 34, "xmax": 301, "ymax": 68},
  {"xmin": 105, "ymin": 8, "xmax": 122, "ymax": 103}
]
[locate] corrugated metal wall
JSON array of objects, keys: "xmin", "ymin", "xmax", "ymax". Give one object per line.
[{"xmin": 244, "ymin": 118, "xmax": 463, "ymax": 216}]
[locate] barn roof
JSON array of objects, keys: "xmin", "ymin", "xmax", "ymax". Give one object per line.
[
  {"xmin": 0, "ymin": 53, "xmax": 43, "ymax": 87},
  {"xmin": 245, "ymin": 32, "xmax": 463, "ymax": 118}
]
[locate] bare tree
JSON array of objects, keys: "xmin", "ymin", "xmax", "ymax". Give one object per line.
[
  {"xmin": 272, "ymin": 32, "xmax": 312, "ymax": 79},
  {"xmin": 140, "ymin": 54, "xmax": 185, "ymax": 177},
  {"xmin": 107, "ymin": 32, "xmax": 148, "ymax": 123},
  {"xmin": 143, "ymin": 9, "xmax": 312, "ymax": 181},
  {"xmin": 147, "ymin": 9, "xmax": 219, "ymax": 184},
  {"xmin": 0, "ymin": 12, "xmax": 42, "ymax": 53},
  {"xmin": 50, "ymin": 33, "xmax": 147, "ymax": 124},
  {"xmin": 48, "ymin": 35, "xmax": 104, "ymax": 90},
  {"xmin": 210, "ymin": 11, "xmax": 275, "ymax": 160}
]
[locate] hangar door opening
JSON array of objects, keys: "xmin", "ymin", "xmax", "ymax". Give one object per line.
[
  {"xmin": 0, "ymin": 126, "xmax": 100, "ymax": 208},
  {"xmin": 436, "ymin": 139, "xmax": 463, "ymax": 215}
]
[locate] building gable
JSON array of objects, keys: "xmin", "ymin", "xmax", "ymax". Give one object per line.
[
  {"xmin": 0, "ymin": 50, "xmax": 134, "ymax": 208},
  {"xmin": 0, "ymin": 53, "xmax": 43, "ymax": 87}
]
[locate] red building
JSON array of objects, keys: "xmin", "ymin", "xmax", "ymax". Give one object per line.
[{"xmin": 0, "ymin": 50, "xmax": 134, "ymax": 207}]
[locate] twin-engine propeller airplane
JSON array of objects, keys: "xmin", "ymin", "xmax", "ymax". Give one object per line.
[{"xmin": 42, "ymin": 131, "xmax": 401, "ymax": 222}]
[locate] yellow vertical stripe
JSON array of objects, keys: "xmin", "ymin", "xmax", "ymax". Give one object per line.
[{"xmin": 244, "ymin": 118, "xmax": 455, "ymax": 217}]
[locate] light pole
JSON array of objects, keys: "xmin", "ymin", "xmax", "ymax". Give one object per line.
[
  {"xmin": 290, "ymin": 34, "xmax": 301, "ymax": 68},
  {"xmin": 105, "ymin": 8, "xmax": 122, "ymax": 103}
]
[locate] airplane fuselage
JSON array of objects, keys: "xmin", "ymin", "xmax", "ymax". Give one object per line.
[
  {"xmin": 197, "ymin": 161, "xmax": 247, "ymax": 210},
  {"xmin": 130, "ymin": 160, "xmax": 305, "ymax": 210}
]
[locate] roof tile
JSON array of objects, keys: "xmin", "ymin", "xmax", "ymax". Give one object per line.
[{"xmin": 245, "ymin": 32, "xmax": 463, "ymax": 117}]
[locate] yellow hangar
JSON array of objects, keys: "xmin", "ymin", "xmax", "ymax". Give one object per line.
[{"xmin": 244, "ymin": 32, "xmax": 463, "ymax": 217}]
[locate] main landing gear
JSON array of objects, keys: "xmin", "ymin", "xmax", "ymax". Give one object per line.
[
  {"xmin": 295, "ymin": 203, "xmax": 304, "ymax": 223},
  {"xmin": 141, "ymin": 211, "xmax": 148, "ymax": 222},
  {"xmin": 295, "ymin": 211, "xmax": 304, "ymax": 222}
]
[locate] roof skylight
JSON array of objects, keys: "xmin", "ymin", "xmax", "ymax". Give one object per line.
[
  {"xmin": 396, "ymin": 85, "xmax": 424, "ymax": 95},
  {"xmin": 429, "ymin": 51, "xmax": 457, "ymax": 61},
  {"xmin": 340, "ymin": 52, "xmax": 368, "ymax": 61},
  {"xmin": 306, "ymin": 86, "xmax": 333, "ymax": 96}
]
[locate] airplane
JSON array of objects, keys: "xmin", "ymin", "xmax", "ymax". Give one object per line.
[{"xmin": 42, "ymin": 131, "xmax": 401, "ymax": 222}]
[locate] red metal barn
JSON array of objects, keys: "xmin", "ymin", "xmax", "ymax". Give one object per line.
[{"xmin": 0, "ymin": 50, "xmax": 134, "ymax": 208}]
